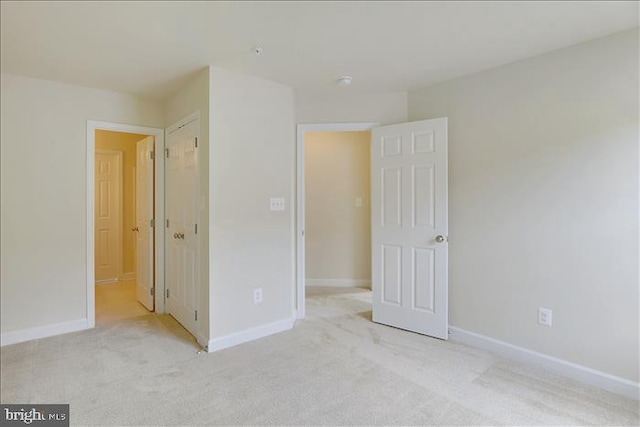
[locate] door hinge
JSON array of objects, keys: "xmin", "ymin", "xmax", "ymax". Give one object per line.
[
  {"xmin": 166, "ymin": 289, "xmax": 169, "ymax": 298},
  {"xmin": 165, "ymin": 148, "xmax": 169, "ymax": 158},
  {"xmin": 195, "ymin": 224, "xmax": 198, "ymax": 234},
  {"xmin": 150, "ymin": 219, "xmax": 155, "ymax": 228},
  {"xmin": 150, "ymin": 151, "xmax": 155, "ymax": 160},
  {"xmin": 195, "ymin": 310, "xmax": 198, "ymax": 321},
  {"xmin": 195, "ymin": 137, "xmax": 198, "ymax": 148},
  {"xmin": 166, "ymin": 219, "xmax": 170, "ymax": 228},
  {"xmin": 150, "ymin": 287, "xmax": 155, "ymax": 296}
]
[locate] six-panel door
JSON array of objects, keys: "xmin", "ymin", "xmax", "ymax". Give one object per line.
[{"xmin": 371, "ymin": 118, "xmax": 448, "ymax": 339}]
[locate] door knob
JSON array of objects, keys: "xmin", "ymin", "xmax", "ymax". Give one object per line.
[{"xmin": 435, "ymin": 235, "xmax": 446, "ymax": 243}]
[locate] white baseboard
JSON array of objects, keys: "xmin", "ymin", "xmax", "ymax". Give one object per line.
[
  {"xmin": 448, "ymin": 326, "xmax": 639, "ymax": 401},
  {"xmin": 207, "ymin": 316, "xmax": 296, "ymax": 353},
  {"xmin": 306, "ymin": 279, "xmax": 371, "ymax": 288},
  {"xmin": 1, "ymin": 318, "xmax": 90, "ymax": 347}
]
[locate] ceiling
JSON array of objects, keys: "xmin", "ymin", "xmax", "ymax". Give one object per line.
[{"xmin": 1, "ymin": 1, "xmax": 638, "ymax": 100}]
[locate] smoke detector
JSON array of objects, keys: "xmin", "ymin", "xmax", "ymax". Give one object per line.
[{"xmin": 336, "ymin": 76, "xmax": 353, "ymax": 87}]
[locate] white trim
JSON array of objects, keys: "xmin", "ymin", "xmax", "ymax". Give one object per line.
[
  {"xmin": 1, "ymin": 319, "xmax": 89, "ymax": 347},
  {"xmin": 207, "ymin": 316, "xmax": 296, "ymax": 353},
  {"xmin": 449, "ymin": 326, "xmax": 640, "ymax": 400},
  {"xmin": 306, "ymin": 279, "xmax": 371, "ymax": 288},
  {"xmin": 296, "ymin": 122, "xmax": 379, "ymax": 320},
  {"xmin": 166, "ymin": 111, "xmax": 200, "ymax": 134},
  {"xmin": 87, "ymin": 121, "xmax": 166, "ymax": 330}
]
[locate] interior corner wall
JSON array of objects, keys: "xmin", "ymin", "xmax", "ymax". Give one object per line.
[
  {"xmin": 295, "ymin": 91, "xmax": 407, "ymax": 125},
  {"xmin": 95, "ymin": 130, "xmax": 148, "ymax": 277},
  {"xmin": 163, "ymin": 67, "xmax": 211, "ymax": 343},
  {"xmin": 209, "ymin": 66, "xmax": 295, "ymax": 338},
  {"xmin": 0, "ymin": 73, "xmax": 164, "ymax": 336},
  {"xmin": 305, "ymin": 131, "xmax": 372, "ymax": 285},
  {"xmin": 407, "ymin": 29, "xmax": 639, "ymax": 382}
]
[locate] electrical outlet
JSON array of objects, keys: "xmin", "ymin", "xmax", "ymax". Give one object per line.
[
  {"xmin": 270, "ymin": 198, "xmax": 285, "ymax": 211},
  {"xmin": 253, "ymin": 288, "xmax": 263, "ymax": 304},
  {"xmin": 538, "ymin": 307, "xmax": 552, "ymax": 326}
]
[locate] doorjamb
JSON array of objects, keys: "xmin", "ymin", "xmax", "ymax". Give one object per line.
[
  {"xmin": 295, "ymin": 122, "xmax": 379, "ymax": 320},
  {"xmin": 87, "ymin": 121, "xmax": 166, "ymax": 328}
]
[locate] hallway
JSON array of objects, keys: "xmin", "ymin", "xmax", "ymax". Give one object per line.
[{"xmin": 95, "ymin": 280, "xmax": 149, "ymax": 326}]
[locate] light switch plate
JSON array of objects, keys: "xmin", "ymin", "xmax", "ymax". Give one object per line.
[{"xmin": 270, "ymin": 197, "xmax": 285, "ymax": 211}]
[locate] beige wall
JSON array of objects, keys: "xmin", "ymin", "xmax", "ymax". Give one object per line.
[
  {"xmin": 164, "ymin": 67, "xmax": 211, "ymax": 342},
  {"xmin": 295, "ymin": 91, "xmax": 407, "ymax": 125},
  {"xmin": 408, "ymin": 29, "xmax": 639, "ymax": 382},
  {"xmin": 95, "ymin": 130, "xmax": 148, "ymax": 276},
  {"xmin": 209, "ymin": 66, "xmax": 295, "ymax": 338},
  {"xmin": 0, "ymin": 73, "xmax": 164, "ymax": 334},
  {"xmin": 305, "ymin": 131, "xmax": 371, "ymax": 284}
]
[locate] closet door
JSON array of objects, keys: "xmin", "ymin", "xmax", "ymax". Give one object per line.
[{"xmin": 166, "ymin": 118, "xmax": 200, "ymax": 337}]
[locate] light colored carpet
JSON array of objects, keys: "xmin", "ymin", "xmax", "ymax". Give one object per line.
[{"xmin": 1, "ymin": 286, "xmax": 638, "ymax": 425}]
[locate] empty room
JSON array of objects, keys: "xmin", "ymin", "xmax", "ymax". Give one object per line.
[{"xmin": 1, "ymin": 1, "xmax": 638, "ymax": 425}]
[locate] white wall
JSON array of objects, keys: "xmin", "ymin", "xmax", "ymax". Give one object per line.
[
  {"xmin": 408, "ymin": 29, "xmax": 639, "ymax": 382},
  {"xmin": 305, "ymin": 131, "xmax": 371, "ymax": 284},
  {"xmin": 164, "ymin": 67, "xmax": 211, "ymax": 343},
  {"xmin": 209, "ymin": 67, "xmax": 296, "ymax": 338},
  {"xmin": 295, "ymin": 91, "xmax": 407, "ymax": 125},
  {"xmin": 0, "ymin": 73, "xmax": 164, "ymax": 335}
]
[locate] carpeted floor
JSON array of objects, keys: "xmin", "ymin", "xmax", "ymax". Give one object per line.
[{"xmin": 1, "ymin": 285, "xmax": 638, "ymax": 425}]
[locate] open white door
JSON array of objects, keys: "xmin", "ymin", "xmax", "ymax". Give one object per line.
[
  {"xmin": 135, "ymin": 136, "xmax": 155, "ymax": 311},
  {"xmin": 371, "ymin": 118, "xmax": 448, "ymax": 339},
  {"xmin": 166, "ymin": 118, "xmax": 200, "ymax": 337}
]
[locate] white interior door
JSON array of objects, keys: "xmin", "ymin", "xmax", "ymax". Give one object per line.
[
  {"xmin": 371, "ymin": 118, "xmax": 448, "ymax": 339},
  {"xmin": 95, "ymin": 151, "xmax": 122, "ymax": 282},
  {"xmin": 136, "ymin": 136, "xmax": 155, "ymax": 311},
  {"xmin": 166, "ymin": 120, "xmax": 200, "ymax": 337}
]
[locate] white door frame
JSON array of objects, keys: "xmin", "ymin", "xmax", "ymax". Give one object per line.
[
  {"xmin": 296, "ymin": 122, "xmax": 379, "ymax": 319},
  {"xmin": 87, "ymin": 121, "xmax": 165, "ymax": 328},
  {"xmin": 94, "ymin": 149, "xmax": 124, "ymax": 282}
]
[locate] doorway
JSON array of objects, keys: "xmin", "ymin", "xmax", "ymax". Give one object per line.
[
  {"xmin": 86, "ymin": 121, "xmax": 165, "ymax": 328},
  {"xmin": 93, "ymin": 130, "xmax": 155, "ymax": 324},
  {"xmin": 297, "ymin": 119, "xmax": 450, "ymax": 340},
  {"xmin": 296, "ymin": 123, "xmax": 378, "ymax": 319}
]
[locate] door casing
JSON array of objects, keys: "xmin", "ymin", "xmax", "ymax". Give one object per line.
[
  {"xmin": 295, "ymin": 122, "xmax": 379, "ymax": 319},
  {"xmin": 86, "ymin": 121, "xmax": 165, "ymax": 328}
]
